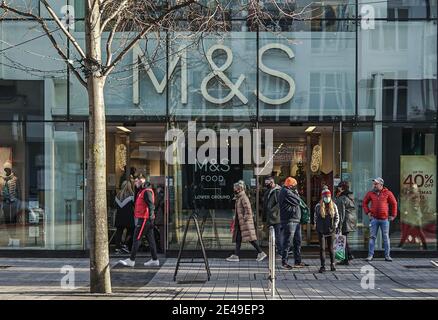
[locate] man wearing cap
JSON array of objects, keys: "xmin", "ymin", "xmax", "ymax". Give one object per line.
[
  {"xmin": 278, "ymin": 177, "xmax": 302, "ymax": 269},
  {"xmin": 363, "ymin": 177, "xmax": 398, "ymax": 262}
]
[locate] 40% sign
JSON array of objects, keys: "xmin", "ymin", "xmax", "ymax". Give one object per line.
[{"xmin": 403, "ymin": 174, "xmax": 434, "ymax": 188}]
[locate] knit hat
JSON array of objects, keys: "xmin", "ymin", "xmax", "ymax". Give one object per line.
[
  {"xmin": 321, "ymin": 188, "xmax": 331, "ymax": 197},
  {"xmin": 3, "ymin": 160, "xmax": 12, "ymax": 170},
  {"xmin": 284, "ymin": 177, "xmax": 297, "ymax": 187}
]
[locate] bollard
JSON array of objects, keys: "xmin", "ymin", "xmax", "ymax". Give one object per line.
[{"xmin": 268, "ymin": 226, "xmax": 276, "ymax": 298}]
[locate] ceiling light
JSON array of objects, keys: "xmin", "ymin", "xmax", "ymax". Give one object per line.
[
  {"xmin": 305, "ymin": 126, "xmax": 316, "ymax": 133},
  {"xmin": 117, "ymin": 126, "xmax": 131, "ymax": 133}
]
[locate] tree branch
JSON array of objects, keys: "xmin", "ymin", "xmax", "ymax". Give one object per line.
[
  {"xmin": 105, "ymin": 14, "xmax": 122, "ymax": 67},
  {"xmin": 100, "ymin": 0, "xmax": 128, "ymax": 33},
  {"xmin": 38, "ymin": 0, "xmax": 86, "ymax": 60},
  {"xmin": 103, "ymin": 0, "xmax": 198, "ymax": 76},
  {"xmin": 0, "ymin": 2, "xmax": 87, "ymax": 87}
]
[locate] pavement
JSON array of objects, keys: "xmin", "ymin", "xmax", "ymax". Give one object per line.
[{"xmin": 0, "ymin": 255, "xmax": 437, "ymax": 300}]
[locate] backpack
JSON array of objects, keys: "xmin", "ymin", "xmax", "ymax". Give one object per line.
[{"xmin": 299, "ymin": 198, "xmax": 310, "ymax": 225}]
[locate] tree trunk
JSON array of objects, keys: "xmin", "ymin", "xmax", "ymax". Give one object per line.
[{"xmin": 86, "ymin": 2, "xmax": 111, "ymax": 294}]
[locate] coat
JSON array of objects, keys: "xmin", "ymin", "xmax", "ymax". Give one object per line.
[
  {"xmin": 114, "ymin": 196, "xmax": 135, "ymax": 228},
  {"xmin": 362, "ymin": 187, "xmax": 398, "ymax": 220},
  {"xmin": 313, "ymin": 202, "xmax": 340, "ymax": 235},
  {"xmin": 278, "ymin": 186, "xmax": 301, "ymax": 223},
  {"xmin": 232, "ymin": 191, "xmax": 257, "ymax": 243},
  {"xmin": 263, "ymin": 185, "xmax": 281, "ymax": 226},
  {"xmin": 336, "ymin": 191, "xmax": 357, "ymax": 233}
]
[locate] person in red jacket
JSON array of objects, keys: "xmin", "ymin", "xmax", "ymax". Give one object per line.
[
  {"xmin": 362, "ymin": 177, "xmax": 398, "ymax": 262},
  {"xmin": 119, "ymin": 176, "xmax": 158, "ymax": 268}
]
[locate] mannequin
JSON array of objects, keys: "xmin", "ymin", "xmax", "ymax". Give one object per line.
[{"xmin": 1, "ymin": 160, "xmax": 20, "ymax": 246}]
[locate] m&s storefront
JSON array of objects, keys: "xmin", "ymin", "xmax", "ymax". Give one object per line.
[{"xmin": 0, "ymin": 1, "xmax": 437, "ymax": 255}]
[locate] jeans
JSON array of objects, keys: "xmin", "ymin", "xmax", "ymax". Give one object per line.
[
  {"xmin": 293, "ymin": 224, "xmax": 302, "ymax": 264},
  {"xmin": 114, "ymin": 226, "xmax": 133, "ymax": 250},
  {"xmin": 368, "ymin": 218, "xmax": 391, "ymax": 258},
  {"xmin": 235, "ymin": 226, "xmax": 262, "ymax": 256},
  {"xmin": 280, "ymin": 221, "xmax": 299, "ymax": 264},
  {"xmin": 271, "ymin": 223, "xmax": 282, "ymax": 255},
  {"xmin": 130, "ymin": 218, "xmax": 158, "ymax": 261},
  {"xmin": 318, "ymin": 233, "xmax": 335, "ymax": 267}
]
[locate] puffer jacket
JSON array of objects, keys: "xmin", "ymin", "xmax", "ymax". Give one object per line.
[
  {"xmin": 263, "ymin": 185, "xmax": 281, "ymax": 226},
  {"xmin": 336, "ymin": 191, "xmax": 357, "ymax": 233},
  {"xmin": 313, "ymin": 202, "xmax": 340, "ymax": 235},
  {"xmin": 362, "ymin": 187, "xmax": 398, "ymax": 220},
  {"xmin": 278, "ymin": 186, "xmax": 301, "ymax": 223},
  {"xmin": 232, "ymin": 190, "xmax": 257, "ymax": 243},
  {"xmin": 1, "ymin": 173, "xmax": 19, "ymax": 203}
]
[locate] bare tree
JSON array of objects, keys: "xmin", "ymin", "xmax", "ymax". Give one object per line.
[{"xmin": 0, "ymin": 0, "xmax": 312, "ymax": 293}]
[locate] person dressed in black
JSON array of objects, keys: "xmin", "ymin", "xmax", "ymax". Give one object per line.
[
  {"xmin": 119, "ymin": 176, "xmax": 159, "ymax": 267},
  {"xmin": 113, "ymin": 180, "xmax": 135, "ymax": 254},
  {"xmin": 313, "ymin": 187, "xmax": 340, "ymax": 273},
  {"xmin": 335, "ymin": 181, "xmax": 357, "ymax": 265}
]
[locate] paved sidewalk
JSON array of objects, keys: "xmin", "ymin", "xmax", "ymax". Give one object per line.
[{"xmin": 0, "ymin": 256, "xmax": 437, "ymax": 300}]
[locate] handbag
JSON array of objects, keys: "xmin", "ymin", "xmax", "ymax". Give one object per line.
[
  {"xmin": 333, "ymin": 233, "xmax": 347, "ymax": 261},
  {"xmin": 299, "ymin": 198, "xmax": 310, "ymax": 225}
]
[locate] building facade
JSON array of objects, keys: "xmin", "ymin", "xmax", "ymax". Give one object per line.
[{"xmin": 0, "ymin": 0, "xmax": 437, "ymax": 254}]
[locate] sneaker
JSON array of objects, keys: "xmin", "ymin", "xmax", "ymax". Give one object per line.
[
  {"xmin": 365, "ymin": 256, "xmax": 373, "ymax": 262},
  {"xmin": 319, "ymin": 266, "xmax": 326, "ymax": 273},
  {"xmin": 385, "ymin": 256, "xmax": 393, "ymax": 262},
  {"xmin": 256, "ymin": 252, "xmax": 267, "ymax": 262},
  {"xmin": 294, "ymin": 262, "xmax": 309, "ymax": 268},
  {"xmin": 118, "ymin": 258, "xmax": 135, "ymax": 267},
  {"xmin": 226, "ymin": 255, "xmax": 239, "ymax": 262},
  {"xmin": 144, "ymin": 259, "xmax": 160, "ymax": 267},
  {"xmin": 281, "ymin": 263, "xmax": 293, "ymax": 270},
  {"xmin": 330, "ymin": 264, "xmax": 336, "ymax": 272}
]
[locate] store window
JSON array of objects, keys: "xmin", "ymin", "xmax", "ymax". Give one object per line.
[
  {"xmin": 0, "ymin": 21, "xmax": 68, "ymax": 120},
  {"xmin": 382, "ymin": 124, "xmax": 437, "ymax": 251},
  {"xmin": 259, "ymin": 31, "xmax": 355, "ymax": 121},
  {"xmin": 0, "ymin": 122, "xmax": 85, "ymax": 249},
  {"xmin": 167, "ymin": 122, "xmax": 256, "ymax": 250},
  {"xmin": 359, "ymin": 20, "xmax": 437, "ymax": 121}
]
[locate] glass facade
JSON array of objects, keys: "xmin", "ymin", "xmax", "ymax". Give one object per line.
[{"xmin": 0, "ymin": 0, "xmax": 437, "ymax": 252}]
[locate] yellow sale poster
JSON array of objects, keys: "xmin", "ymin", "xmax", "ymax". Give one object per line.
[{"xmin": 400, "ymin": 156, "xmax": 437, "ymax": 229}]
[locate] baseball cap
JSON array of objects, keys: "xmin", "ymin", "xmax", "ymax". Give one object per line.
[{"xmin": 373, "ymin": 177, "xmax": 384, "ymax": 185}]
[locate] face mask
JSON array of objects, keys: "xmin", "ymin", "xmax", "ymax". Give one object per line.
[
  {"xmin": 323, "ymin": 197, "xmax": 331, "ymax": 204},
  {"xmin": 265, "ymin": 182, "xmax": 272, "ymax": 188}
]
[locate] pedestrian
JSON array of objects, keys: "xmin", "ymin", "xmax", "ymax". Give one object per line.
[
  {"xmin": 278, "ymin": 177, "xmax": 302, "ymax": 270},
  {"xmin": 335, "ymin": 181, "xmax": 357, "ymax": 265},
  {"xmin": 263, "ymin": 176, "xmax": 281, "ymax": 256},
  {"xmin": 313, "ymin": 187, "xmax": 340, "ymax": 273},
  {"xmin": 363, "ymin": 177, "xmax": 398, "ymax": 262},
  {"xmin": 119, "ymin": 176, "xmax": 159, "ymax": 267},
  {"xmin": 226, "ymin": 181, "xmax": 267, "ymax": 262},
  {"xmin": 113, "ymin": 180, "xmax": 135, "ymax": 254}
]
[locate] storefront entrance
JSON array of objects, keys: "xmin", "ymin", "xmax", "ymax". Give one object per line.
[
  {"xmin": 106, "ymin": 123, "xmax": 342, "ymax": 253},
  {"xmin": 105, "ymin": 122, "xmax": 437, "ymax": 255}
]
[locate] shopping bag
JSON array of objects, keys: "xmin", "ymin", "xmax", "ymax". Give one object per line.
[
  {"xmin": 333, "ymin": 233, "xmax": 346, "ymax": 261},
  {"xmin": 230, "ymin": 218, "xmax": 235, "ymax": 234}
]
